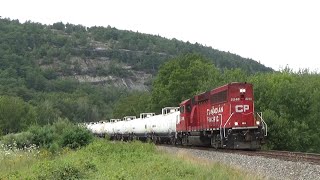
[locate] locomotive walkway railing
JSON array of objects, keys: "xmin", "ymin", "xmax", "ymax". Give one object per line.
[
  {"xmin": 221, "ymin": 112, "xmax": 268, "ymax": 138},
  {"xmin": 222, "ymin": 113, "xmax": 234, "ymax": 138},
  {"xmin": 256, "ymin": 112, "xmax": 268, "ymax": 136}
]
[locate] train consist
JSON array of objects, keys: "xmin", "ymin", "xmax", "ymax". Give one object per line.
[{"xmin": 83, "ymin": 82, "xmax": 267, "ymax": 149}]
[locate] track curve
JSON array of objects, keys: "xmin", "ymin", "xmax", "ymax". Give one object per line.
[{"xmin": 157, "ymin": 144, "xmax": 320, "ymax": 165}]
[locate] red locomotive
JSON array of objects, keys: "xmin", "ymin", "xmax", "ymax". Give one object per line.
[{"xmin": 177, "ymin": 82, "xmax": 267, "ymax": 149}]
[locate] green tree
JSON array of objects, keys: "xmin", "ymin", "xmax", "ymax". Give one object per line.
[
  {"xmin": 52, "ymin": 22, "xmax": 65, "ymax": 31},
  {"xmin": 248, "ymin": 69, "xmax": 320, "ymax": 153},
  {"xmin": 0, "ymin": 96, "xmax": 37, "ymax": 134},
  {"xmin": 113, "ymin": 92, "xmax": 152, "ymax": 118},
  {"xmin": 151, "ymin": 54, "xmax": 219, "ymax": 111},
  {"xmin": 36, "ymin": 100, "xmax": 61, "ymax": 125}
]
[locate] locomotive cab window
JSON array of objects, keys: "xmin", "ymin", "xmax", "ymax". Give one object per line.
[
  {"xmin": 180, "ymin": 106, "xmax": 185, "ymax": 113},
  {"xmin": 186, "ymin": 104, "xmax": 191, "ymax": 112}
]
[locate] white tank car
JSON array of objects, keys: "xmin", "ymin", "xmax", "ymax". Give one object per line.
[
  {"xmin": 89, "ymin": 122, "xmax": 99, "ymax": 134},
  {"xmin": 103, "ymin": 121, "xmax": 113, "ymax": 136},
  {"xmin": 122, "ymin": 116, "xmax": 136, "ymax": 134},
  {"xmin": 131, "ymin": 117, "xmax": 146, "ymax": 135},
  {"xmin": 86, "ymin": 108, "xmax": 179, "ymax": 142},
  {"xmin": 85, "ymin": 122, "xmax": 94, "ymax": 132},
  {"xmin": 148, "ymin": 107, "xmax": 179, "ymax": 135},
  {"xmin": 146, "ymin": 114, "xmax": 161, "ymax": 134},
  {"xmin": 141, "ymin": 113, "xmax": 156, "ymax": 134},
  {"xmin": 108, "ymin": 119, "xmax": 120, "ymax": 136},
  {"xmin": 83, "ymin": 120, "xmax": 114, "ymax": 137},
  {"xmin": 88, "ymin": 122, "xmax": 96, "ymax": 133},
  {"xmin": 114, "ymin": 119, "xmax": 126, "ymax": 135},
  {"xmin": 94, "ymin": 121, "xmax": 106, "ymax": 136},
  {"xmin": 132, "ymin": 113, "xmax": 155, "ymax": 136},
  {"xmin": 99, "ymin": 120, "xmax": 112, "ymax": 135}
]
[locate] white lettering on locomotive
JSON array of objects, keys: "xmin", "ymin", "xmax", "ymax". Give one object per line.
[
  {"xmin": 235, "ymin": 105, "xmax": 250, "ymax": 112},
  {"xmin": 207, "ymin": 106, "xmax": 224, "ymax": 116},
  {"xmin": 208, "ymin": 115, "xmax": 220, "ymax": 123},
  {"xmin": 207, "ymin": 106, "xmax": 223, "ymax": 123},
  {"xmin": 232, "ymin": 97, "xmax": 252, "ymax": 101}
]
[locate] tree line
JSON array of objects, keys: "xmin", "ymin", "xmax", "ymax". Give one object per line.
[{"xmin": 0, "ymin": 17, "xmax": 272, "ymax": 79}]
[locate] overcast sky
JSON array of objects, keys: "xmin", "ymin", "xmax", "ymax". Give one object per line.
[{"xmin": 1, "ymin": 0, "xmax": 319, "ymax": 72}]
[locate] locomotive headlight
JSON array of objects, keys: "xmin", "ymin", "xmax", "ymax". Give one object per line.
[
  {"xmin": 234, "ymin": 122, "xmax": 238, "ymax": 126},
  {"xmin": 240, "ymin": 88, "xmax": 246, "ymax": 93},
  {"xmin": 256, "ymin": 121, "xmax": 260, "ymax": 125}
]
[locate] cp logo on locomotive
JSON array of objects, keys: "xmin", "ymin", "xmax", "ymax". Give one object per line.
[{"xmin": 235, "ymin": 105, "xmax": 249, "ymax": 113}]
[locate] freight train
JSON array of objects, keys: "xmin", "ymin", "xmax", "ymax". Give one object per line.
[{"xmin": 83, "ymin": 82, "xmax": 267, "ymax": 149}]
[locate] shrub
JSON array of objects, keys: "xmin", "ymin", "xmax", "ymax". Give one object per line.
[
  {"xmin": 1, "ymin": 119, "xmax": 93, "ymax": 152},
  {"xmin": 36, "ymin": 162, "xmax": 87, "ymax": 180},
  {"xmin": 52, "ymin": 118, "xmax": 71, "ymax": 135},
  {"xmin": 34, "ymin": 157, "xmax": 96, "ymax": 180},
  {"xmin": 48, "ymin": 142, "xmax": 59, "ymax": 154},
  {"xmin": 28, "ymin": 125, "xmax": 55, "ymax": 148},
  {"xmin": 61, "ymin": 126, "xmax": 93, "ymax": 149},
  {"xmin": 1, "ymin": 133, "xmax": 16, "ymax": 146},
  {"xmin": 1, "ymin": 131, "xmax": 34, "ymax": 148}
]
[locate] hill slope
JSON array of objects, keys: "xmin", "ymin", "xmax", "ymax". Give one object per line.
[{"xmin": 0, "ymin": 18, "xmax": 272, "ymax": 90}]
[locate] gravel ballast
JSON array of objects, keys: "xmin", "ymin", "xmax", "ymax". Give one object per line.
[{"xmin": 158, "ymin": 146, "xmax": 320, "ymax": 180}]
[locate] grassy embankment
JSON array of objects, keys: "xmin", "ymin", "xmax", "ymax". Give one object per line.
[{"xmin": 0, "ymin": 139, "xmax": 260, "ymax": 179}]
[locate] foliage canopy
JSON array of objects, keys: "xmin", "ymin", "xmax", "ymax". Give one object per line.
[{"xmin": 151, "ymin": 54, "xmax": 219, "ymax": 110}]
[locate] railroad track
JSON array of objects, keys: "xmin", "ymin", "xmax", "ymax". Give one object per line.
[
  {"xmin": 241, "ymin": 150, "xmax": 320, "ymax": 165},
  {"xmin": 157, "ymin": 145, "xmax": 320, "ymax": 165}
]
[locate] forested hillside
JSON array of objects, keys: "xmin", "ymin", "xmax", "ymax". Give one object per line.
[{"xmin": 0, "ymin": 18, "xmax": 272, "ymax": 85}]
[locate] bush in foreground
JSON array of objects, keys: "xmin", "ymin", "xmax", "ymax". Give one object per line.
[
  {"xmin": 61, "ymin": 126, "xmax": 93, "ymax": 149},
  {"xmin": 1, "ymin": 119, "xmax": 93, "ymax": 151}
]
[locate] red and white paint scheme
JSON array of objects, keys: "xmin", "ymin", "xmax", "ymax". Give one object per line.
[
  {"xmin": 177, "ymin": 82, "xmax": 267, "ymax": 149},
  {"xmin": 83, "ymin": 82, "xmax": 267, "ymax": 150}
]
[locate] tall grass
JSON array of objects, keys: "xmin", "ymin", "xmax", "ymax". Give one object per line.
[
  {"xmin": 0, "ymin": 142, "xmax": 40, "ymax": 179},
  {"xmin": 0, "ymin": 139, "xmax": 260, "ymax": 179}
]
